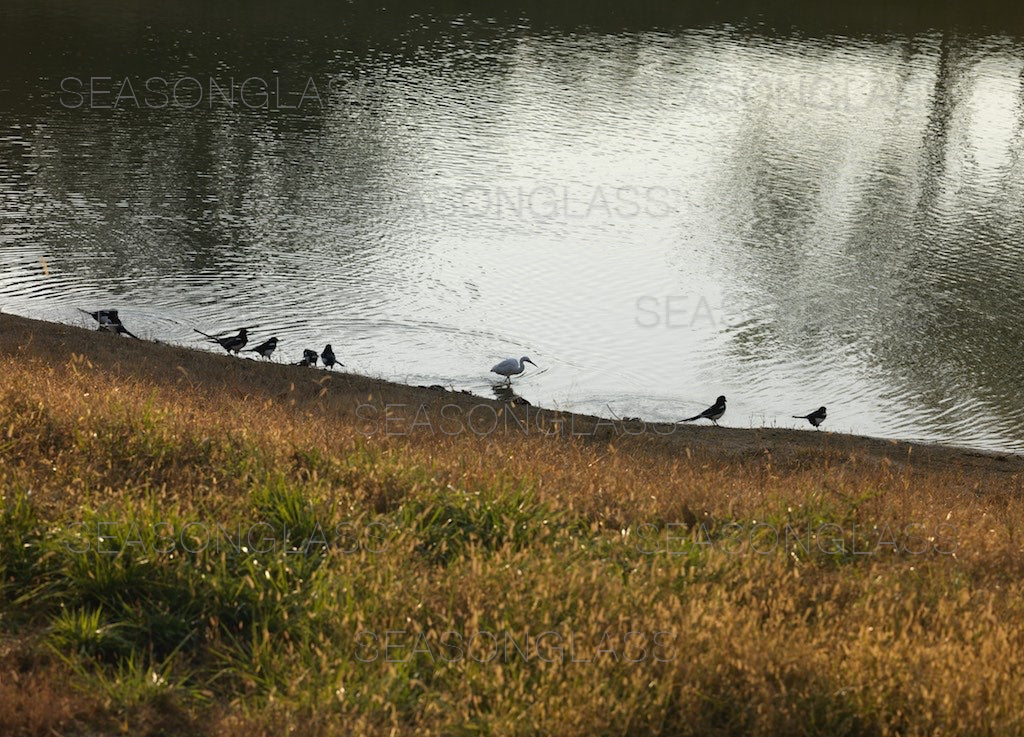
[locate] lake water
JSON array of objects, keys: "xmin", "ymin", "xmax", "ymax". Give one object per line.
[{"xmin": 2, "ymin": 0, "xmax": 1023, "ymax": 452}]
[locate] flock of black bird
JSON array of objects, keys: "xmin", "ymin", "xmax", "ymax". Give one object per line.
[
  {"xmin": 79, "ymin": 309, "xmax": 828, "ymax": 430},
  {"xmin": 678, "ymin": 395, "xmax": 827, "ymax": 429},
  {"xmin": 192, "ymin": 327, "xmax": 343, "ymax": 370},
  {"xmin": 79, "ymin": 309, "xmax": 343, "ymax": 370}
]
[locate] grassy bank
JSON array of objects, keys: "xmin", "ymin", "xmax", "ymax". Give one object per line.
[{"xmin": 1, "ymin": 312, "xmax": 1023, "ymax": 736}]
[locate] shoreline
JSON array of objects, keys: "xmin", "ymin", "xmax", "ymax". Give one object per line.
[
  {"xmin": 4, "ymin": 308, "xmax": 1024, "ymax": 736},
  {"xmin": 2, "ymin": 310, "xmax": 1021, "ymax": 476}
]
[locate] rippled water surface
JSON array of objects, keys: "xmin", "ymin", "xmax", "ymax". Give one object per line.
[{"xmin": 2, "ymin": 1, "xmax": 1023, "ymax": 451}]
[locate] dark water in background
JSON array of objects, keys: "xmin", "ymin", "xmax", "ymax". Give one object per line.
[{"xmin": 2, "ymin": 0, "xmax": 1024, "ymax": 451}]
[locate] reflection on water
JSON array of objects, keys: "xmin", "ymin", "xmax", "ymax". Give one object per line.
[
  {"xmin": 2, "ymin": 1, "xmax": 1023, "ymax": 452},
  {"xmin": 491, "ymin": 382, "xmax": 532, "ymax": 406}
]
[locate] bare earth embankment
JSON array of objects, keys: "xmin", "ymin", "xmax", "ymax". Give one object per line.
[{"xmin": 1, "ymin": 311, "xmax": 1023, "ymax": 736}]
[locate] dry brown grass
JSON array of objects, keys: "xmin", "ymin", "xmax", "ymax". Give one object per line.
[
  {"xmin": 0, "ymin": 633, "xmax": 110, "ymax": 737},
  {"xmin": 1, "ymin": 312, "xmax": 1023, "ymax": 736}
]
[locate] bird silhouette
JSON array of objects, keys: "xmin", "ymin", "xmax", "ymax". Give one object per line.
[
  {"xmin": 680, "ymin": 395, "xmax": 727, "ymax": 425},
  {"xmin": 244, "ymin": 337, "xmax": 278, "ymax": 360},
  {"xmin": 78, "ymin": 309, "xmax": 139, "ymax": 339},
  {"xmin": 321, "ymin": 344, "xmax": 343, "ymax": 370},
  {"xmin": 194, "ymin": 327, "xmax": 249, "ymax": 354},
  {"xmin": 793, "ymin": 406, "xmax": 827, "ymax": 429},
  {"xmin": 295, "ymin": 348, "xmax": 319, "ymax": 367}
]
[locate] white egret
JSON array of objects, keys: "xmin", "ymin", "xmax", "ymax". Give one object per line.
[{"xmin": 491, "ymin": 356, "xmax": 536, "ymax": 384}]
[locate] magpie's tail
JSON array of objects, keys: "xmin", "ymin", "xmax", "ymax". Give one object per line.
[
  {"xmin": 120, "ymin": 327, "xmax": 140, "ymax": 340},
  {"xmin": 680, "ymin": 415, "xmax": 700, "ymax": 423},
  {"xmin": 792, "ymin": 415, "xmax": 806, "ymax": 419},
  {"xmin": 193, "ymin": 328, "xmax": 220, "ymax": 342}
]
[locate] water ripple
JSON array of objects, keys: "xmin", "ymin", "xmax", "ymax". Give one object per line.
[{"xmin": 1, "ymin": 23, "xmax": 1023, "ymax": 453}]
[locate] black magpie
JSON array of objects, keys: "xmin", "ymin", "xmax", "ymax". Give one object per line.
[
  {"xmin": 681, "ymin": 395, "xmax": 727, "ymax": 425},
  {"xmin": 78, "ymin": 308, "xmax": 139, "ymax": 339},
  {"xmin": 321, "ymin": 344, "xmax": 343, "ymax": 370},
  {"xmin": 194, "ymin": 327, "xmax": 249, "ymax": 354},
  {"xmin": 244, "ymin": 337, "xmax": 278, "ymax": 360},
  {"xmin": 793, "ymin": 406, "xmax": 827, "ymax": 429},
  {"xmin": 296, "ymin": 348, "xmax": 319, "ymax": 367}
]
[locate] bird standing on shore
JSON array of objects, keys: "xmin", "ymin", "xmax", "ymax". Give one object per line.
[
  {"xmin": 245, "ymin": 337, "xmax": 278, "ymax": 360},
  {"xmin": 194, "ymin": 327, "xmax": 249, "ymax": 354},
  {"xmin": 793, "ymin": 406, "xmax": 827, "ymax": 429},
  {"xmin": 321, "ymin": 344, "xmax": 343, "ymax": 370},
  {"xmin": 491, "ymin": 356, "xmax": 536, "ymax": 384},
  {"xmin": 296, "ymin": 349, "xmax": 319, "ymax": 367},
  {"xmin": 78, "ymin": 309, "xmax": 139, "ymax": 339},
  {"xmin": 680, "ymin": 395, "xmax": 727, "ymax": 425}
]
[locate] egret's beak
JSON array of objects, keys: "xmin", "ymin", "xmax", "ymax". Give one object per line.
[{"xmin": 525, "ymin": 359, "xmax": 536, "ymax": 366}]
